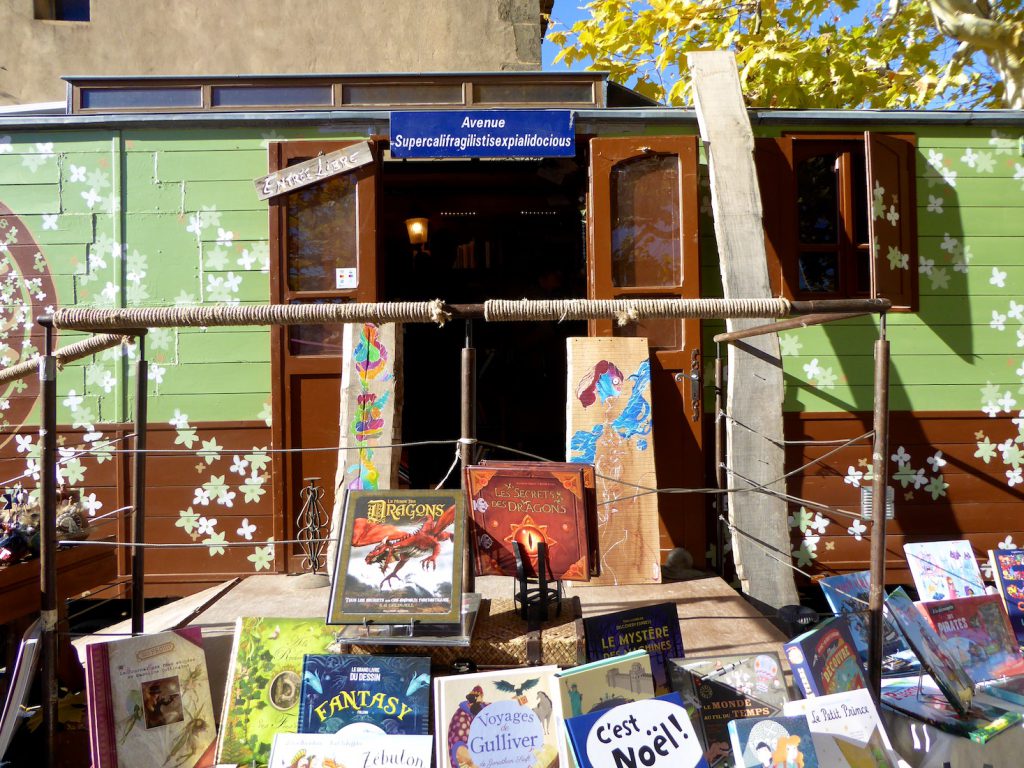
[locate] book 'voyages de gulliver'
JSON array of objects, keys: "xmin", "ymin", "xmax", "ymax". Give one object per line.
[{"xmin": 328, "ymin": 490, "xmax": 465, "ymax": 625}]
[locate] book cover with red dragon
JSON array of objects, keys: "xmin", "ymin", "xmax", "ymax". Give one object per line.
[
  {"xmin": 327, "ymin": 490, "xmax": 465, "ymax": 625},
  {"xmin": 465, "ymin": 463, "xmax": 592, "ymax": 581}
]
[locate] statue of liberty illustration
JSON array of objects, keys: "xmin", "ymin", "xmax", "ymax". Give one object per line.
[{"xmin": 570, "ymin": 357, "xmax": 659, "ymax": 583}]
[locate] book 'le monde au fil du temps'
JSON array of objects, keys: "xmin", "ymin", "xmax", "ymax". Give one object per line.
[
  {"xmin": 434, "ymin": 666, "xmax": 567, "ymax": 768},
  {"xmin": 566, "ymin": 692, "xmax": 710, "ymax": 768},
  {"xmin": 86, "ymin": 627, "xmax": 215, "ymax": 768},
  {"xmin": 465, "ymin": 463, "xmax": 592, "ymax": 581},
  {"xmin": 328, "ymin": 490, "xmax": 465, "ymax": 625},
  {"xmin": 297, "ymin": 654, "xmax": 430, "ymax": 736},
  {"xmin": 783, "ymin": 615, "xmax": 867, "ymax": 698},
  {"xmin": 583, "ymin": 603, "xmax": 683, "ymax": 695}
]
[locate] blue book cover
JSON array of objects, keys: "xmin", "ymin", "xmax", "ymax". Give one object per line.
[
  {"xmin": 727, "ymin": 714, "xmax": 819, "ymax": 768},
  {"xmin": 297, "ymin": 654, "xmax": 430, "ymax": 735},
  {"xmin": 819, "ymin": 571, "xmax": 908, "ymax": 659},
  {"xmin": 783, "ymin": 615, "xmax": 867, "ymax": 698},
  {"xmin": 565, "ymin": 692, "xmax": 710, "ymax": 768},
  {"xmin": 583, "ymin": 603, "xmax": 683, "ymax": 694},
  {"xmin": 990, "ymin": 548, "xmax": 1024, "ymax": 647}
]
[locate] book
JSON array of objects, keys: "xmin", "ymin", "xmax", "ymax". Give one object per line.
[
  {"xmin": 783, "ymin": 689, "xmax": 899, "ymax": 768},
  {"xmin": 215, "ymin": 617, "xmax": 345, "ymax": 768},
  {"xmin": 881, "ymin": 675, "xmax": 1022, "ymax": 744},
  {"xmin": 434, "ymin": 666, "xmax": 567, "ymax": 768},
  {"xmin": 481, "ymin": 459, "xmax": 599, "ymax": 577},
  {"xmin": 269, "ymin": 734, "xmax": 433, "ymax": 768},
  {"xmin": 668, "ymin": 653, "xmax": 789, "ymax": 766},
  {"xmin": 977, "ymin": 675, "xmax": 1024, "ymax": 708},
  {"xmin": 727, "ymin": 714, "xmax": 818, "ymax": 768},
  {"xmin": 903, "ymin": 540, "xmax": 985, "ymax": 601},
  {"xmin": 331, "ymin": 592, "xmax": 482, "ymax": 646},
  {"xmin": 566, "ymin": 692, "xmax": 710, "ymax": 768},
  {"xmin": 988, "ymin": 548, "xmax": 1024, "ymax": 647},
  {"xmin": 85, "ymin": 627, "xmax": 215, "ymax": 768},
  {"xmin": 884, "ymin": 586, "xmax": 975, "ymax": 715},
  {"xmin": 557, "ymin": 650, "xmax": 655, "ymax": 719},
  {"xmin": 819, "ymin": 571, "xmax": 909, "ymax": 660},
  {"xmin": 327, "ymin": 489, "xmax": 466, "ymax": 625},
  {"xmin": 466, "ymin": 463, "xmax": 592, "ymax": 580},
  {"xmin": 297, "ymin": 654, "xmax": 430, "ymax": 735},
  {"xmin": 918, "ymin": 594, "xmax": 1024, "ymax": 683},
  {"xmin": 0, "ymin": 619, "xmax": 39, "ymax": 759},
  {"xmin": 582, "ymin": 603, "xmax": 683, "ymax": 694},
  {"xmin": 783, "ymin": 615, "xmax": 867, "ymax": 698}
]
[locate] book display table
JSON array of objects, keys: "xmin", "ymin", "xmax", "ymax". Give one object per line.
[{"xmin": 881, "ymin": 707, "xmax": 1024, "ymax": 768}]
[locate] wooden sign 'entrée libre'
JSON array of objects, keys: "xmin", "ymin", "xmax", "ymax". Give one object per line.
[{"xmin": 254, "ymin": 141, "xmax": 374, "ymax": 200}]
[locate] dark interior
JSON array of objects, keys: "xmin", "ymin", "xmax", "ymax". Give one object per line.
[{"xmin": 380, "ymin": 154, "xmax": 588, "ymax": 487}]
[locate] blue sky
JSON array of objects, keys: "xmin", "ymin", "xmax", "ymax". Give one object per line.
[{"xmin": 542, "ymin": 1, "xmax": 591, "ymax": 71}]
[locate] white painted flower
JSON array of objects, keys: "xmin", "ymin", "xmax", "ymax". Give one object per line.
[
  {"xmin": 236, "ymin": 518, "xmax": 257, "ymax": 540},
  {"xmin": 886, "ymin": 246, "xmax": 908, "ymax": 270},
  {"xmin": 779, "ymin": 334, "xmax": 803, "ymax": 356},
  {"xmin": 186, "ymin": 214, "xmax": 203, "ymax": 236},
  {"xmin": 999, "ymin": 392, "xmax": 1018, "ymax": 412},
  {"xmin": 847, "ymin": 519, "xmax": 867, "ymax": 541},
  {"xmin": 100, "ymin": 281, "xmax": 120, "ymax": 303},
  {"xmin": 197, "ymin": 516, "xmax": 218, "ymax": 536},
  {"xmin": 169, "ymin": 409, "xmax": 190, "ymax": 429},
  {"xmin": 991, "ymin": 311, "xmax": 1007, "ymax": 331},
  {"xmin": 62, "ymin": 390, "xmax": 84, "ymax": 411},
  {"xmin": 872, "ymin": 180, "xmax": 885, "ymax": 219},
  {"xmin": 42, "ymin": 214, "xmax": 58, "ymax": 230},
  {"xmin": 989, "ymin": 129, "xmax": 1017, "ymax": 155},
  {"xmin": 1018, "ymin": 329, "xmax": 1024, "ymax": 348},
  {"xmin": 14, "ymin": 434, "xmax": 33, "ymax": 454},
  {"xmin": 204, "ymin": 532, "xmax": 227, "ymax": 556},
  {"xmin": 990, "ymin": 267, "xmax": 1007, "ymax": 288},
  {"xmin": 924, "ymin": 474, "xmax": 949, "ymax": 499},
  {"xmin": 1010, "ymin": 302, "xmax": 1024, "ymax": 322},
  {"xmin": 926, "ymin": 451, "xmax": 947, "ymax": 471},
  {"xmin": 224, "ymin": 272, "xmax": 242, "ymax": 293},
  {"xmin": 999, "ymin": 535, "xmax": 1018, "ymax": 550},
  {"xmin": 0, "ymin": 135, "xmax": 11, "ymax": 153},
  {"xmin": 217, "ymin": 489, "xmax": 236, "ymax": 508},
  {"xmin": 260, "ymin": 130, "xmax": 286, "ymax": 148},
  {"xmin": 198, "ymin": 205, "xmax": 222, "ymax": 229},
  {"xmin": 891, "ymin": 446, "xmax": 911, "ymax": 464},
  {"xmin": 975, "ymin": 438, "xmax": 997, "ymax": 463},
  {"xmin": 69, "ymin": 164, "xmax": 86, "ymax": 183},
  {"xmin": 149, "ymin": 364, "xmax": 165, "ymax": 384},
  {"xmin": 802, "ymin": 358, "xmax": 822, "ymax": 378},
  {"xmin": 216, "ymin": 228, "xmax": 234, "ymax": 247},
  {"xmin": 793, "ymin": 537, "xmax": 819, "ymax": 568},
  {"xmin": 809, "ymin": 513, "xmax": 829, "ymax": 535},
  {"xmin": 204, "ymin": 245, "xmax": 229, "ymax": 271},
  {"xmin": 975, "ymin": 151, "xmax": 995, "ymax": 174},
  {"xmin": 984, "ymin": 402, "xmax": 1002, "ymax": 417},
  {"xmin": 198, "ymin": 437, "xmax": 222, "ymax": 464},
  {"xmin": 926, "ymin": 196, "xmax": 943, "ymax": 213},
  {"xmin": 1007, "ymin": 468, "xmax": 1023, "ymax": 487},
  {"xmin": 81, "ymin": 188, "xmax": 101, "ymax": 208},
  {"xmin": 99, "ymin": 371, "xmax": 117, "ymax": 393},
  {"xmin": 844, "ymin": 466, "xmax": 864, "ymax": 488},
  {"xmin": 960, "ymin": 148, "xmax": 978, "ymax": 168},
  {"xmin": 230, "ymin": 455, "xmax": 250, "ymax": 476},
  {"xmin": 918, "ymin": 257, "xmax": 934, "ymax": 276},
  {"xmin": 81, "ymin": 492, "xmax": 103, "ymax": 517},
  {"xmin": 929, "ymin": 268, "xmax": 950, "ymax": 290},
  {"xmin": 237, "ymin": 248, "xmax": 258, "ymax": 270},
  {"xmin": 193, "ymin": 487, "xmax": 211, "ymax": 506},
  {"xmin": 940, "ymin": 233, "xmax": 961, "ymax": 255},
  {"xmin": 911, "ymin": 468, "xmax": 929, "ymax": 490}
]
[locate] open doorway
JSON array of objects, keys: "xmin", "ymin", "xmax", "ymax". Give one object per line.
[{"xmin": 380, "ymin": 155, "xmax": 588, "ymax": 487}]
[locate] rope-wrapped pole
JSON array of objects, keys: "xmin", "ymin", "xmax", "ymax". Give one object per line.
[
  {"xmin": 484, "ymin": 298, "xmax": 794, "ymax": 323},
  {"xmin": 0, "ymin": 333, "xmax": 136, "ymax": 386},
  {"xmin": 52, "ymin": 301, "xmax": 451, "ymax": 331}
]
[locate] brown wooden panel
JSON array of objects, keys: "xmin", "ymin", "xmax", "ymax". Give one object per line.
[
  {"xmin": 784, "ymin": 411, "xmax": 1000, "ymax": 443},
  {"xmin": 794, "ymin": 473, "xmax": 1023, "ymax": 505}
]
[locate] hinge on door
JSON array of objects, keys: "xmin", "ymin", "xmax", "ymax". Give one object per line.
[{"xmin": 689, "ymin": 348, "xmax": 702, "ymax": 422}]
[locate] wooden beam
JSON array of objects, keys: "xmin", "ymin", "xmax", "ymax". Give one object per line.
[
  {"xmin": 713, "ymin": 312, "xmax": 870, "ymax": 344},
  {"xmin": 689, "ymin": 50, "xmax": 799, "ymax": 609}
]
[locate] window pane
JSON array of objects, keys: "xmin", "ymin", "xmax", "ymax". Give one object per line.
[
  {"xmin": 611, "ymin": 154, "xmax": 681, "ymax": 288},
  {"xmin": 797, "ymin": 154, "xmax": 839, "ymax": 245},
  {"xmin": 798, "ymin": 252, "xmax": 839, "ymax": 293},
  {"xmin": 614, "ymin": 317, "xmax": 680, "ymax": 350},
  {"xmin": 212, "ymin": 85, "xmax": 332, "ymax": 107},
  {"xmin": 473, "ymin": 82, "xmax": 593, "ymax": 105},
  {"xmin": 288, "ymin": 299, "xmax": 350, "ymax": 356},
  {"xmin": 286, "ymin": 173, "xmax": 357, "ymax": 292},
  {"xmin": 855, "ymin": 250, "xmax": 871, "ymax": 293},
  {"xmin": 851, "ymin": 150, "xmax": 869, "ymax": 246},
  {"xmin": 80, "ymin": 87, "xmax": 201, "ymax": 110},
  {"xmin": 344, "ymin": 83, "xmax": 463, "ymax": 105}
]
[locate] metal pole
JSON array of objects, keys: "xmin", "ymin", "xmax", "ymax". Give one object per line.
[
  {"xmin": 131, "ymin": 332, "xmax": 148, "ymax": 634},
  {"xmin": 712, "ymin": 311, "xmax": 871, "ymax": 344},
  {"xmin": 460, "ymin": 319, "xmax": 476, "ymax": 593},
  {"xmin": 867, "ymin": 319, "xmax": 891, "ymax": 699},
  {"xmin": 713, "ymin": 350, "xmax": 726, "ymax": 577},
  {"xmin": 37, "ymin": 317, "xmax": 58, "ymax": 768}
]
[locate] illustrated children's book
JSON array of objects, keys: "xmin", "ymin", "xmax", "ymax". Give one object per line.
[
  {"xmin": 86, "ymin": 627, "xmax": 215, "ymax": 768},
  {"xmin": 988, "ymin": 548, "xmax": 1024, "ymax": 647},
  {"xmin": 215, "ymin": 617, "xmax": 345, "ymax": 767},
  {"xmin": 727, "ymin": 714, "xmax": 818, "ymax": 768},
  {"xmin": 819, "ymin": 570, "xmax": 909, "ymax": 660},
  {"xmin": 582, "ymin": 603, "xmax": 683, "ymax": 694},
  {"xmin": 903, "ymin": 540, "xmax": 985, "ymax": 601},
  {"xmin": 668, "ymin": 653, "xmax": 789, "ymax": 766},
  {"xmin": 918, "ymin": 594, "xmax": 1024, "ymax": 683},
  {"xmin": 297, "ymin": 654, "xmax": 430, "ymax": 735},
  {"xmin": 433, "ymin": 666, "xmax": 567, "ymax": 768},
  {"xmin": 881, "ymin": 676, "xmax": 1023, "ymax": 744},
  {"xmin": 566, "ymin": 692, "xmax": 710, "ymax": 768},
  {"xmin": 465, "ymin": 463, "xmax": 592, "ymax": 580},
  {"xmin": 884, "ymin": 587, "xmax": 975, "ymax": 715},
  {"xmin": 328, "ymin": 490, "xmax": 465, "ymax": 625},
  {"xmin": 783, "ymin": 615, "xmax": 867, "ymax": 698},
  {"xmin": 481, "ymin": 459, "xmax": 599, "ymax": 577},
  {"xmin": 269, "ymin": 733, "xmax": 433, "ymax": 768},
  {"xmin": 556, "ymin": 650, "xmax": 655, "ymax": 719},
  {"xmin": 784, "ymin": 689, "xmax": 899, "ymax": 768}
]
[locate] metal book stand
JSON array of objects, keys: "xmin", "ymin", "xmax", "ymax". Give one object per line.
[{"xmin": 512, "ymin": 541, "xmax": 562, "ymax": 622}]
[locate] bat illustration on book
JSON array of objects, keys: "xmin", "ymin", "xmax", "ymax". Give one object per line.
[{"xmin": 350, "ymin": 504, "xmax": 456, "ymax": 587}]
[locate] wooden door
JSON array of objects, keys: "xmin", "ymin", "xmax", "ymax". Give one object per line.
[
  {"xmin": 588, "ymin": 136, "xmax": 705, "ymax": 565},
  {"xmin": 269, "ymin": 140, "xmax": 380, "ymax": 571}
]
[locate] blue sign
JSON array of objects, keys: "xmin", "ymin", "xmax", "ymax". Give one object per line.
[{"xmin": 390, "ymin": 110, "xmax": 575, "ymax": 158}]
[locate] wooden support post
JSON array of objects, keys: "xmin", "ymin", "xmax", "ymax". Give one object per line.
[
  {"xmin": 131, "ymin": 332, "xmax": 149, "ymax": 635},
  {"xmin": 461, "ymin": 319, "xmax": 476, "ymax": 593},
  {"xmin": 868, "ymin": 328, "xmax": 891, "ymax": 698},
  {"xmin": 37, "ymin": 318, "xmax": 58, "ymax": 768}
]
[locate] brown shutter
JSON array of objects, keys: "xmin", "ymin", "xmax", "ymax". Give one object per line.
[
  {"xmin": 865, "ymin": 132, "xmax": 918, "ymax": 311},
  {"xmin": 754, "ymin": 137, "xmax": 796, "ymax": 299}
]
